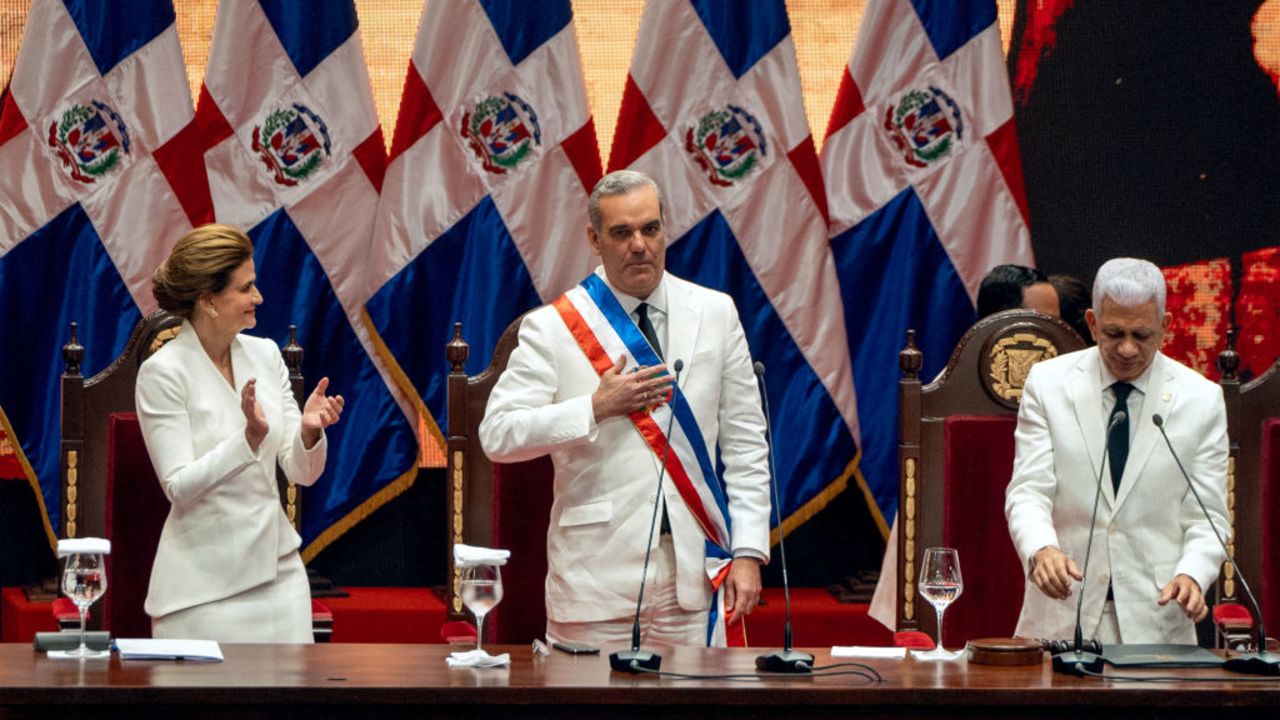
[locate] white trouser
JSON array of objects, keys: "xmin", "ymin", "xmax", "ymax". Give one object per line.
[{"xmin": 545, "ymin": 536, "xmax": 708, "ymax": 648}]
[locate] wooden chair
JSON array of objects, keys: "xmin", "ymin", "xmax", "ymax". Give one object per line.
[
  {"xmin": 443, "ymin": 316, "xmax": 554, "ymax": 644},
  {"xmin": 896, "ymin": 310, "xmax": 1086, "ymax": 647},
  {"xmin": 1218, "ymin": 334, "xmax": 1280, "ymax": 649},
  {"xmin": 58, "ymin": 311, "xmax": 327, "ymax": 638}
]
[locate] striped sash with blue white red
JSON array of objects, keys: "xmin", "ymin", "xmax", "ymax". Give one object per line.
[{"xmin": 552, "ymin": 273, "xmax": 736, "ymax": 646}]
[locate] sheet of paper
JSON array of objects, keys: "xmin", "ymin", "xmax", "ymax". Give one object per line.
[
  {"xmin": 115, "ymin": 639, "xmax": 224, "ymax": 662},
  {"xmin": 831, "ymin": 645, "xmax": 907, "ymax": 659}
]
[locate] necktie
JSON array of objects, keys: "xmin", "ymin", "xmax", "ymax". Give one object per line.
[
  {"xmin": 636, "ymin": 302, "xmax": 671, "ymax": 533},
  {"xmin": 635, "ymin": 303, "xmax": 663, "ymax": 361},
  {"xmin": 1108, "ymin": 382, "xmax": 1133, "ymax": 494}
]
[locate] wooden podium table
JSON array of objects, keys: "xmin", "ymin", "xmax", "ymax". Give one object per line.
[{"xmin": 1, "ymin": 643, "xmax": 1276, "ymax": 719}]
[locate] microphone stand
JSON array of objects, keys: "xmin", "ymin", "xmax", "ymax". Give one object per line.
[
  {"xmin": 610, "ymin": 359, "xmax": 683, "ymax": 673},
  {"xmin": 1153, "ymin": 414, "xmax": 1280, "ymax": 676},
  {"xmin": 751, "ymin": 362, "xmax": 814, "ymax": 673},
  {"xmin": 1052, "ymin": 411, "xmax": 1126, "ymax": 675}
]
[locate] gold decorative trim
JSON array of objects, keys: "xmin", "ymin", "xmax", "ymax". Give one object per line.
[
  {"xmin": 286, "ymin": 482, "xmax": 298, "ymax": 526},
  {"xmin": 451, "ymin": 449, "xmax": 465, "ymax": 614},
  {"xmin": 987, "ymin": 332, "xmax": 1059, "ymax": 405},
  {"xmin": 0, "ymin": 404, "xmax": 57, "ymax": 549},
  {"xmin": 903, "ymin": 456, "xmax": 917, "ymax": 622},
  {"xmin": 65, "ymin": 450, "xmax": 79, "ymax": 538},
  {"xmin": 149, "ymin": 326, "xmax": 181, "ymax": 354},
  {"xmin": 1225, "ymin": 455, "xmax": 1236, "ymax": 597}
]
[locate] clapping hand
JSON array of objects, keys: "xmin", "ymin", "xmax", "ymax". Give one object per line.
[
  {"xmin": 241, "ymin": 378, "xmax": 269, "ymax": 453},
  {"xmin": 301, "ymin": 377, "xmax": 344, "ymax": 448}
]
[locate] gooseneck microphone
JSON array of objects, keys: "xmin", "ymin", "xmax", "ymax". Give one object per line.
[
  {"xmin": 1052, "ymin": 410, "xmax": 1126, "ymax": 676},
  {"xmin": 1152, "ymin": 414, "xmax": 1280, "ymax": 676},
  {"xmin": 751, "ymin": 362, "xmax": 814, "ymax": 673},
  {"xmin": 610, "ymin": 358, "xmax": 683, "ymax": 674}
]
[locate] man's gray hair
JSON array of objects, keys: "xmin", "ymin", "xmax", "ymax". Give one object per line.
[
  {"xmin": 1092, "ymin": 257, "xmax": 1166, "ymax": 316},
  {"xmin": 588, "ymin": 170, "xmax": 663, "ymax": 232}
]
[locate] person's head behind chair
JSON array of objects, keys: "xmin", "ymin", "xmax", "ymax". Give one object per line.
[{"xmin": 976, "ymin": 264, "xmax": 1059, "ymax": 318}]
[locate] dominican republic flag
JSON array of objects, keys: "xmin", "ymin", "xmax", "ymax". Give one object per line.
[
  {"xmin": 608, "ymin": 1, "xmax": 861, "ymax": 540},
  {"xmin": 199, "ymin": 0, "xmax": 416, "ymax": 555},
  {"xmin": 822, "ymin": 0, "xmax": 1033, "ymax": 526},
  {"xmin": 0, "ymin": 0, "xmax": 208, "ymax": 543},
  {"xmin": 366, "ymin": 1, "xmax": 601, "ymax": 441}
]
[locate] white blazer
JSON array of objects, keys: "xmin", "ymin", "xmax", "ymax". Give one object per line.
[
  {"xmin": 479, "ymin": 270, "xmax": 771, "ymax": 623},
  {"xmin": 1005, "ymin": 349, "xmax": 1228, "ymax": 643},
  {"xmin": 136, "ymin": 321, "xmax": 326, "ymax": 618}
]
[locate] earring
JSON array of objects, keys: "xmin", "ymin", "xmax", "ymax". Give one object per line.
[{"xmin": 206, "ymin": 305, "xmax": 219, "ymax": 319}]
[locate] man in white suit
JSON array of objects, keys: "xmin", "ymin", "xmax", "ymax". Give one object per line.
[
  {"xmin": 480, "ymin": 170, "xmax": 770, "ymax": 647},
  {"xmin": 1006, "ymin": 257, "xmax": 1228, "ymax": 644}
]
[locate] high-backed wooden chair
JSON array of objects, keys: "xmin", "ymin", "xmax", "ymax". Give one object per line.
[
  {"xmin": 896, "ymin": 310, "xmax": 1085, "ymax": 647},
  {"xmin": 1218, "ymin": 336, "xmax": 1280, "ymax": 647},
  {"xmin": 59, "ymin": 312, "xmax": 323, "ymax": 637},
  {"xmin": 444, "ymin": 316, "xmax": 554, "ymax": 644}
]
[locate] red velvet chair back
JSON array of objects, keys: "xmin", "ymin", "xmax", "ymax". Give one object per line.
[
  {"xmin": 1261, "ymin": 420, "xmax": 1279, "ymax": 636},
  {"xmin": 1219, "ymin": 341, "xmax": 1280, "ymax": 633},
  {"xmin": 940, "ymin": 415, "xmax": 1024, "ymax": 646},
  {"xmin": 1220, "ymin": 339, "xmax": 1280, "ymax": 640},
  {"xmin": 444, "ymin": 316, "xmax": 555, "ymax": 643},
  {"xmin": 896, "ymin": 310, "xmax": 1085, "ymax": 644},
  {"xmin": 490, "ymin": 460, "xmax": 554, "ymax": 642},
  {"xmin": 103, "ymin": 413, "xmax": 168, "ymax": 638}
]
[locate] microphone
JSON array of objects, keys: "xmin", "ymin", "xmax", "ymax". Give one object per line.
[
  {"xmin": 610, "ymin": 358, "xmax": 683, "ymax": 674},
  {"xmin": 1052, "ymin": 410, "xmax": 1126, "ymax": 675},
  {"xmin": 1152, "ymin": 414, "xmax": 1280, "ymax": 676},
  {"xmin": 752, "ymin": 362, "xmax": 814, "ymax": 674}
]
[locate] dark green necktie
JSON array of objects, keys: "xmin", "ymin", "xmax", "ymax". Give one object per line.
[{"xmin": 1108, "ymin": 382, "xmax": 1133, "ymax": 494}]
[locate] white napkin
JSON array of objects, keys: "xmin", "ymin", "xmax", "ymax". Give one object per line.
[
  {"xmin": 831, "ymin": 645, "xmax": 907, "ymax": 659},
  {"xmin": 447, "ymin": 649, "xmax": 511, "ymax": 668},
  {"xmin": 453, "ymin": 543, "xmax": 510, "ymax": 567},
  {"xmin": 57, "ymin": 537, "xmax": 111, "ymax": 557}
]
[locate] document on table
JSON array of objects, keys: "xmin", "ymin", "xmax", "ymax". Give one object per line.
[
  {"xmin": 831, "ymin": 646, "xmax": 907, "ymax": 659},
  {"xmin": 115, "ymin": 639, "xmax": 224, "ymax": 662}
]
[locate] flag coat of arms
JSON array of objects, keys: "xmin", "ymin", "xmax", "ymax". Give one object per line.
[
  {"xmin": 607, "ymin": 0, "xmax": 861, "ymax": 540},
  {"xmin": 365, "ymin": 0, "xmax": 602, "ymax": 442},
  {"xmin": 197, "ymin": 0, "xmax": 416, "ymax": 554},
  {"xmin": 822, "ymin": 0, "xmax": 1033, "ymax": 527},
  {"xmin": 0, "ymin": 0, "xmax": 207, "ymax": 543}
]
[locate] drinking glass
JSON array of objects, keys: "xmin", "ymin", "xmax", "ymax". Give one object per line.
[
  {"xmin": 916, "ymin": 547, "xmax": 963, "ymax": 661},
  {"xmin": 460, "ymin": 564, "xmax": 503, "ymax": 654},
  {"xmin": 48, "ymin": 551, "xmax": 109, "ymax": 659}
]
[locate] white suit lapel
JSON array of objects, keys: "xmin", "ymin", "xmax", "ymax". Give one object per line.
[
  {"xmin": 1070, "ymin": 350, "xmax": 1109, "ymax": 505},
  {"xmin": 663, "ymin": 275, "xmax": 703, "ymax": 387},
  {"xmin": 1114, "ymin": 354, "xmax": 1172, "ymax": 511}
]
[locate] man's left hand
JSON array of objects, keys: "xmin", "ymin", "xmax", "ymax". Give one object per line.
[
  {"xmin": 723, "ymin": 557, "xmax": 762, "ymax": 625},
  {"xmin": 1157, "ymin": 574, "xmax": 1207, "ymax": 622}
]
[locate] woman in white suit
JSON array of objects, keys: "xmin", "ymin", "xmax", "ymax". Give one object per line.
[{"xmin": 136, "ymin": 224, "xmax": 344, "ymax": 643}]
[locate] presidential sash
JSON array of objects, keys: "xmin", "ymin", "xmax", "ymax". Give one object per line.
[{"xmin": 552, "ymin": 273, "xmax": 736, "ymax": 646}]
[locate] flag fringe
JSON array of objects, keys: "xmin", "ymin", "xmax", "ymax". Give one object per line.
[
  {"xmin": 0, "ymin": 404, "xmax": 57, "ymax": 550},
  {"xmin": 300, "ymin": 462, "xmax": 417, "ymax": 563},
  {"xmin": 769, "ymin": 447, "xmax": 886, "ymax": 545}
]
